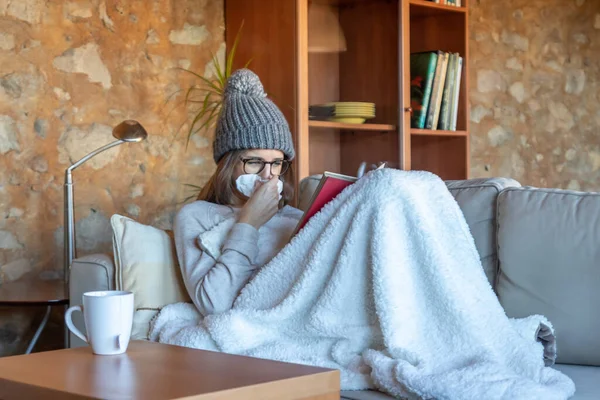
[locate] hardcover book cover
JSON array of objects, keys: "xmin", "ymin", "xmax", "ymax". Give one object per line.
[
  {"xmin": 438, "ymin": 53, "xmax": 457, "ymax": 131},
  {"xmin": 450, "ymin": 56, "xmax": 463, "ymax": 131},
  {"xmin": 426, "ymin": 51, "xmax": 449, "ymax": 130},
  {"xmin": 292, "ymin": 165, "xmax": 386, "ymax": 237},
  {"xmin": 292, "ymin": 172, "xmax": 357, "ymax": 236},
  {"xmin": 410, "ymin": 51, "xmax": 439, "ymax": 129}
]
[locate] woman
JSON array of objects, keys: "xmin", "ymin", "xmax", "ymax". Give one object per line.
[
  {"xmin": 174, "ymin": 69, "xmax": 303, "ymax": 317},
  {"xmin": 169, "ymin": 69, "xmax": 573, "ymax": 399}
]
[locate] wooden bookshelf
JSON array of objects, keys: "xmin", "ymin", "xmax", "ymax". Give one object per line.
[
  {"xmin": 225, "ymin": 0, "xmax": 470, "ymax": 186},
  {"xmin": 309, "ymin": 121, "xmax": 396, "ymax": 132},
  {"xmin": 411, "ymin": 129, "xmax": 468, "ymax": 137},
  {"xmin": 403, "ymin": 0, "xmax": 469, "ymax": 179}
]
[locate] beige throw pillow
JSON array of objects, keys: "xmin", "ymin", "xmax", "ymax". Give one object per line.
[{"xmin": 110, "ymin": 214, "xmax": 191, "ymax": 339}]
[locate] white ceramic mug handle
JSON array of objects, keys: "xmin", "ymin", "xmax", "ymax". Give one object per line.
[{"xmin": 64, "ymin": 305, "xmax": 88, "ymax": 343}]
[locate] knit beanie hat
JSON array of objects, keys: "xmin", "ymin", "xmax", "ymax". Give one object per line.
[{"xmin": 213, "ymin": 69, "xmax": 295, "ymax": 163}]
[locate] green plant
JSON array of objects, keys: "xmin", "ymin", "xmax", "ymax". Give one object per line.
[
  {"xmin": 179, "ymin": 22, "xmax": 251, "ymax": 149},
  {"xmin": 171, "ymin": 22, "xmax": 252, "ymax": 204},
  {"xmin": 180, "ymin": 183, "xmax": 204, "ymax": 204}
]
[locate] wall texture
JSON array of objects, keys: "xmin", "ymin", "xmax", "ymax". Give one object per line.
[
  {"xmin": 470, "ymin": 0, "xmax": 600, "ymax": 191},
  {"xmin": 1, "ymin": 0, "xmax": 598, "ymax": 356},
  {"xmin": 0, "ymin": 0, "xmax": 223, "ymax": 355}
]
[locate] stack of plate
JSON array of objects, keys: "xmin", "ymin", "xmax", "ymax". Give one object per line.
[{"xmin": 326, "ymin": 102, "xmax": 375, "ymax": 124}]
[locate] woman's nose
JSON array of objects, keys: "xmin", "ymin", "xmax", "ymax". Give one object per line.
[{"xmin": 259, "ymin": 165, "xmax": 272, "ymax": 180}]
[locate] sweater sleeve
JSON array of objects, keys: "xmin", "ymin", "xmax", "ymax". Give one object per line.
[{"xmin": 174, "ymin": 202, "xmax": 259, "ymax": 317}]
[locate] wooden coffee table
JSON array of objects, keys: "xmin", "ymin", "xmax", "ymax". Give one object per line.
[{"xmin": 0, "ymin": 340, "xmax": 339, "ymax": 399}]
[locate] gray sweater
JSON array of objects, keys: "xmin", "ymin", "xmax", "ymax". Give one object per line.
[{"xmin": 174, "ymin": 201, "xmax": 302, "ymax": 317}]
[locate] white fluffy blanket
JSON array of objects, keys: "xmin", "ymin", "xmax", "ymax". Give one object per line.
[{"xmin": 149, "ymin": 169, "xmax": 575, "ymax": 400}]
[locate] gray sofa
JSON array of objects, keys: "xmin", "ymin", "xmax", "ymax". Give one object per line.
[{"xmin": 70, "ymin": 177, "xmax": 600, "ymax": 399}]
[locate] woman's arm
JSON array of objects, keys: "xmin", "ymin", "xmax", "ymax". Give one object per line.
[{"xmin": 174, "ymin": 203, "xmax": 259, "ymax": 317}]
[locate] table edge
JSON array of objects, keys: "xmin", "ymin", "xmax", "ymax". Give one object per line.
[{"xmin": 0, "ymin": 299, "xmax": 69, "ymax": 306}]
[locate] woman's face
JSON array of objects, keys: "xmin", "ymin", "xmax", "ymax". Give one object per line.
[{"xmin": 233, "ymin": 149, "xmax": 285, "ymax": 181}]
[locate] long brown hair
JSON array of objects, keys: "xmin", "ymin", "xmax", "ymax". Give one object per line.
[{"xmin": 197, "ymin": 150, "xmax": 295, "ymax": 207}]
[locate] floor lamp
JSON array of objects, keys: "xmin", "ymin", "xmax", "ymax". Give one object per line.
[{"xmin": 63, "ymin": 120, "xmax": 148, "ymax": 285}]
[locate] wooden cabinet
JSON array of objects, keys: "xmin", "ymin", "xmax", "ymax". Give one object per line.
[{"xmin": 225, "ymin": 0, "xmax": 470, "ymax": 187}]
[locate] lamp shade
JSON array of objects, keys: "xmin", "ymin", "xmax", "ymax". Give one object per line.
[
  {"xmin": 308, "ymin": 3, "xmax": 347, "ymax": 53},
  {"xmin": 113, "ymin": 120, "xmax": 148, "ymax": 142}
]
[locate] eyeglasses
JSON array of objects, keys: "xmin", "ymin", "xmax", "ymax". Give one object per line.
[{"xmin": 241, "ymin": 158, "xmax": 291, "ymax": 176}]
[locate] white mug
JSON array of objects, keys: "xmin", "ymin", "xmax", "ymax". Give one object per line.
[{"xmin": 65, "ymin": 290, "xmax": 134, "ymax": 355}]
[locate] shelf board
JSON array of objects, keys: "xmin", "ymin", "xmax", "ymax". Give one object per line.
[
  {"xmin": 312, "ymin": 0, "xmax": 382, "ymax": 6},
  {"xmin": 309, "ymin": 120, "xmax": 397, "ymax": 132},
  {"xmin": 411, "ymin": 128, "xmax": 467, "ymax": 137},
  {"xmin": 410, "ymin": 0, "xmax": 466, "ymax": 17}
]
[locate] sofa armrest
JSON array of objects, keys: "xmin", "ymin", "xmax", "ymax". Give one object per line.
[
  {"xmin": 69, "ymin": 253, "xmax": 115, "ymax": 348},
  {"xmin": 495, "ymin": 186, "xmax": 600, "ymax": 365}
]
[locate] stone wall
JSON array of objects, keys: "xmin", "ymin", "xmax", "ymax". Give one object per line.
[
  {"xmin": 470, "ymin": 0, "xmax": 600, "ymax": 191},
  {"xmin": 0, "ymin": 0, "xmax": 223, "ymax": 355}
]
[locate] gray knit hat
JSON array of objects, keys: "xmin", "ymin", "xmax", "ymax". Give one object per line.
[{"xmin": 213, "ymin": 69, "xmax": 295, "ymax": 163}]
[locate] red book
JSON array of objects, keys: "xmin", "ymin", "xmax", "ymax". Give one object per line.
[
  {"xmin": 292, "ymin": 164, "xmax": 386, "ymax": 237},
  {"xmin": 292, "ymin": 172, "xmax": 358, "ymax": 236}
]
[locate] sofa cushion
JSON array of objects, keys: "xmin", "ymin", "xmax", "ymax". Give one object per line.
[
  {"xmin": 445, "ymin": 178, "xmax": 520, "ymax": 286},
  {"xmin": 111, "ymin": 214, "xmax": 190, "ymax": 338},
  {"xmin": 554, "ymin": 364, "xmax": 600, "ymax": 400},
  {"xmin": 340, "ymin": 364, "xmax": 600, "ymax": 400},
  {"xmin": 495, "ymin": 187, "xmax": 600, "ymax": 365}
]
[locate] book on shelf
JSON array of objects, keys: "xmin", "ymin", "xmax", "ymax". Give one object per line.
[
  {"xmin": 426, "ymin": 0, "xmax": 461, "ymax": 6},
  {"xmin": 438, "ymin": 52, "xmax": 455, "ymax": 131},
  {"xmin": 292, "ymin": 164, "xmax": 386, "ymax": 238},
  {"xmin": 450, "ymin": 56, "xmax": 463, "ymax": 131},
  {"xmin": 410, "ymin": 50, "xmax": 463, "ymax": 132},
  {"xmin": 410, "ymin": 51, "xmax": 439, "ymax": 129},
  {"xmin": 426, "ymin": 51, "xmax": 448, "ymax": 130}
]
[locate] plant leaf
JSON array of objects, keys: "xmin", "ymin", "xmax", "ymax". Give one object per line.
[
  {"xmin": 177, "ymin": 22, "xmax": 253, "ymax": 150},
  {"xmin": 189, "ymin": 93, "xmax": 214, "ymax": 135},
  {"xmin": 194, "ymin": 103, "xmax": 220, "ymax": 136},
  {"xmin": 184, "ymin": 85, "xmax": 201, "ymax": 106},
  {"xmin": 186, "ymin": 104, "xmax": 210, "ymax": 149},
  {"xmin": 179, "ymin": 68, "xmax": 222, "ymax": 94},
  {"xmin": 178, "ymin": 194, "xmax": 198, "ymax": 204},
  {"xmin": 164, "ymin": 88, "xmax": 184, "ymax": 105},
  {"xmin": 226, "ymin": 20, "xmax": 245, "ymax": 78},
  {"xmin": 211, "ymin": 51, "xmax": 224, "ymax": 86},
  {"xmin": 201, "ymin": 92, "xmax": 212, "ymax": 114},
  {"xmin": 186, "ymin": 101, "xmax": 220, "ymax": 146},
  {"xmin": 185, "ymin": 98, "xmax": 218, "ymax": 104},
  {"xmin": 183, "ymin": 183, "xmax": 204, "ymax": 190}
]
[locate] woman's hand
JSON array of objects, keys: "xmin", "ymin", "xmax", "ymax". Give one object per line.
[{"xmin": 238, "ymin": 176, "xmax": 280, "ymax": 229}]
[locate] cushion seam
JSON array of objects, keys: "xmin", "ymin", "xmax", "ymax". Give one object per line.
[
  {"xmin": 494, "ymin": 191, "xmax": 504, "ymax": 292},
  {"xmin": 448, "ymin": 183, "xmax": 503, "ymax": 193},
  {"xmin": 111, "ymin": 215, "xmax": 126, "ymax": 290},
  {"xmin": 502, "ymin": 186, "xmax": 600, "ymax": 198}
]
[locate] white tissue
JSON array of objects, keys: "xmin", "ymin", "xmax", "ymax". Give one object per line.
[{"xmin": 235, "ymin": 174, "xmax": 283, "ymax": 200}]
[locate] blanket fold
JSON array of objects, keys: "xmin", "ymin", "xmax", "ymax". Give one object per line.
[{"xmin": 149, "ymin": 169, "xmax": 575, "ymax": 400}]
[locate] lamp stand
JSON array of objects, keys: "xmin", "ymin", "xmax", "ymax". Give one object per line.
[
  {"xmin": 63, "ymin": 140, "xmax": 125, "ymax": 285},
  {"xmin": 62, "ymin": 119, "xmax": 147, "ymax": 350}
]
